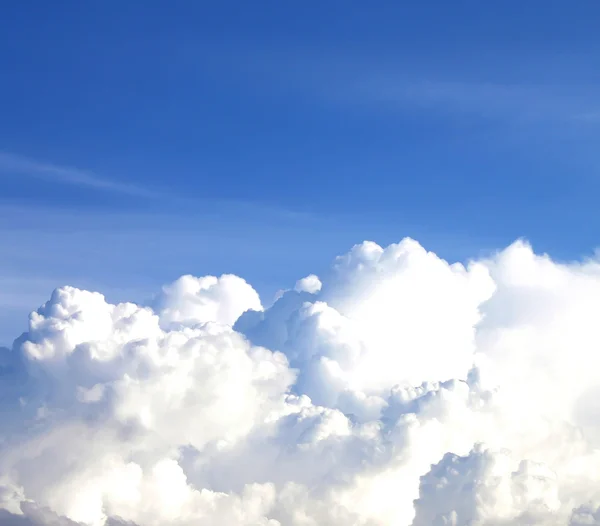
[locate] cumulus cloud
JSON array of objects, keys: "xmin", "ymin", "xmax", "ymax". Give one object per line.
[
  {"xmin": 412, "ymin": 446, "xmax": 561, "ymax": 526},
  {"xmin": 154, "ymin": 274, "xmax": 262, "ymax": 329},
  {"xmin": 294, "ymin": 274, "xmax": 322, "ymax": 294},
  {"xmin": 2, "ymin": 237, "xmax": 600, "ymax": 525}
]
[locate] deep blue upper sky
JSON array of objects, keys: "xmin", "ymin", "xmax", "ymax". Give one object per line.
[{"xmin": 1, "ymin": 1, "xmax": 600, "ymax": 343}]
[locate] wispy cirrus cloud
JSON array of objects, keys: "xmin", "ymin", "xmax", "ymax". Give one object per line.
[
  {"xmin": 348, "ymin": 77, "xmax": 600, "ymax": 125},
  {"xmin": 233, "ymin": 47, "xmax": 600, "ymax": 128},
  {"xmin": 0, "ymin": 151, "xmax": 158, "ymax": 198}
]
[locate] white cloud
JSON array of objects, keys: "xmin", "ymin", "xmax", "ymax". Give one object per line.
[
  {"xmin": 154, "ymin": 274, "xmax": 263, "ymax": 329},
  {"xmin": 294, "ymin": 274, "xmax": 322, "ymax": 294},
  {"xmin": 412, "ymin": 446, "xmax": 561, "ymax": 526},
  {"xmin": 3, "ymin": 237, "xmax": 600, "ymax": 525}
]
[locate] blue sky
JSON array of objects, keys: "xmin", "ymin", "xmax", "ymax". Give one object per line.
[{"xmin": 2, "ymin": 1, "xmax": 600, "ymax": 344}]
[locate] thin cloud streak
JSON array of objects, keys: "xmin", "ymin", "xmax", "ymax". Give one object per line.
[
  {"xmin": 0, "ymin": 151, "xmax": 158, "ymax": 198},
  {"xmin": 234, "ymin": 48, "xmax": 600, "ymax": 127},
  {"xmin": 350, "ymin": 78, "xmax": 600, "ymax": 124}
]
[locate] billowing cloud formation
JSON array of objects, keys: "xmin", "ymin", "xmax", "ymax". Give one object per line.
[
  {"xmin": 154, "ymin": 274, "xmax": 262, "ymax": 329},
  {"xmin": 2, "ymin": 238, "xmax": 600, "ymax": 525}
]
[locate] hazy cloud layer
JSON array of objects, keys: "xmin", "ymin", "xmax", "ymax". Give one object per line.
[{"xmin": 2, "ymin": 238, "xmax": 600, "ymax": 525}]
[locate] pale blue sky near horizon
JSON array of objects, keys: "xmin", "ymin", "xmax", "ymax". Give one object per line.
[{"xmin": 2, "ymin": 1, "xmax": 600, "ymax": 344}]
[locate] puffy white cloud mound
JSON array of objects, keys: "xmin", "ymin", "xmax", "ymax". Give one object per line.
[
  {"xmin": 412, "ymin": 446, "xmax": 561, "ymax": 526},
  {"xmin": 3, "ymin": 237, "xmax": 600, "ymax": 525},
  {"xmin": 238, "ymin": 238, "xmax": 495, "ymax": 415},
  {"xmin": 155, "ymin": 274, "xmax": 262, "ymax": 329},
  {"xmin": 294, "ymin": 274, "xmax": 322, "ymax": 294}
]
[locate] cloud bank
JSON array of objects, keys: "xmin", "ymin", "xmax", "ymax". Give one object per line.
[{"xmin": 2, "ymin": 237, "xmax": 600, "ymax": 525}]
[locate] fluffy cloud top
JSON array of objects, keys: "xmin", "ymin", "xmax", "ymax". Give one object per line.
[
  {"xmin": 155, "ymin": 274, "xmax": 262, "ymax": 329},
  {"xmin": 1, "ymin": 237, "xmax": 600, "ymax": 525}
]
